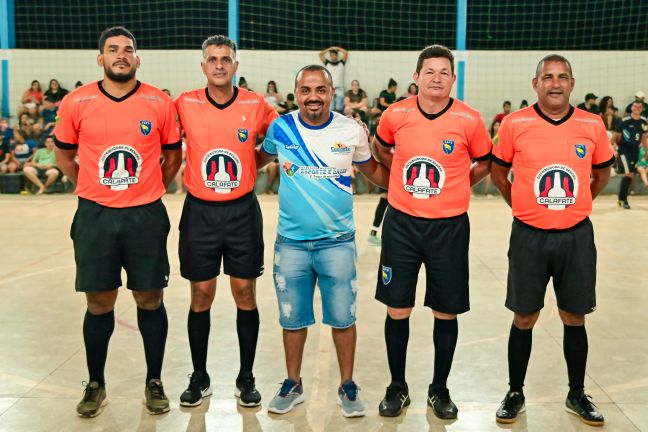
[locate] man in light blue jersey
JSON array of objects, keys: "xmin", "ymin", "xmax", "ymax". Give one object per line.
[{"xmin": 257, "ymin": 65, "xmax": 388, "ymax": 417}]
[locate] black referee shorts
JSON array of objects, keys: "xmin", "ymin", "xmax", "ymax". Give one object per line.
[
  {"xmin": 71, "ymin": 197, "xmax": 171, "ymax": 292},
  {"xmin": 506, "ymin": 218, "xmax": 597, "ymax": 315},
  {"xmin": 375, "ymin": 206, "xmax": 470, "ymax": 314},
  {"xmin": 179, "ymin": 192, "xmax": 264, "ymax": 281}
]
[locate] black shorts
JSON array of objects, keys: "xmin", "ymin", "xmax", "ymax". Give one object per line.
[
  {"xmin": 375, "ymin": 206, "xmax": 470, "ymax": 314},
  {"xmin": 71, "ymin": 198, "xmax": 171, "ymax": 292},
  {"xmin": 179, "ymin": 192, "xmax": 264, "ymax": 281},
  {"xmin": 616, "ymin": 151, "xmax": 638, "ymax": 174},
  {"xmin": 506, "ymin": 218, "xmax": 597, "ymax": 315}
]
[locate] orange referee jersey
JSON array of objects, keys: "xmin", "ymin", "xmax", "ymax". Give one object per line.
[
  {"xmin": 54, "ymin": 81, "xmax": 181, "ymax": 208},
  {"xmin": 376, "ymin": 97, "xmax": 491, "ymax": 219},
  {"xmin": 175, "ymin": 87, "xmax": 278, "ymax": 201},
  {"xmin": 492, "ymin": 104, "xmax": 615, "ymax": 229}
]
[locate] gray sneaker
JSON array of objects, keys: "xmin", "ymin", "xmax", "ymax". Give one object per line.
[
  {"xmin": 145, "ymin": 379, "xmax": 170, "ymax": 415},
  {"xmin": 268, "ymin": 378, "xmax": 304, "ymax": 414},
  {"xmin": 338, "ymin": 380, "xmax": 365, "ymax": 418},
  {"xmin": 76, "ymin": 381, "xmax": 107, "ymax": 418}
]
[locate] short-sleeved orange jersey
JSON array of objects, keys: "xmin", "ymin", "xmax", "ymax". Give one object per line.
[
  {"xmin": 492, "ymin": 104, "xmax": 615, "ymax": 229},
  {"xmin": 175, "ymin": 87, "xmax": 278, "ymax": 201},
  {"xmin": 54, "ymin": 81, "xmax": 181, "ymax": 208},
  {"xmin": 376, "ymin": 97, "xmax": 491, "ymax": 219}
]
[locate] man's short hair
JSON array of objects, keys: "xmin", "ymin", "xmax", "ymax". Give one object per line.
[
  {"xmin": 503, "ymin": 101, "xmax": 511, "ymax": 106},
  {"xmin": 294, "ymin": 65, "xmax": 333, "ymax": 88},
  {"xmin": 416, "ymin": 44, "xmax": 454, "ymax": 74},
  {"xmin": 535, "ymin": 54, "xmax": 573, "ymax": 78},
  {"xmin": 98, "ymin": 26, "xmax": 137, "ymax": 53},
  {"xmin": 202, "ymin": 35, "xmax": 237, "ymax": 58}
]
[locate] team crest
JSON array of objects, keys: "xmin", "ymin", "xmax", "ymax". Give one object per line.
[
  {"xmin": 381, "ymin": 265, "xmax": 392, "ymax": 285},
  {"xmin": 402, "ymin": 156, "xmax": 445, "ymax": 199},
  {"xmin": 283, "ymin": 162, "xmax": 300, "ymax": 177},
  {"xmin": 201, "ymin": 149, "xmax": 242, "ymax": 194},
  {"xmin": 238, "ymin": 129, "xmax": 249, "ymax": 142},
  {"xmin": 139, "ymin": 120, "xmax": 152, "ymax": 136},
  {"xmin": 98, "ymin": 145, "xmax": 142, "ymax": 191},
  {"xmin": 574, "ymin": 144, "xmax": 586, "ymax": 159},
  {"xmin": 442, "ymin": 139, "xmax": 455, "ymax": 155},
  {"xmin": 533, "ymin": 164, "xmax": 578, "ymax": 210}
]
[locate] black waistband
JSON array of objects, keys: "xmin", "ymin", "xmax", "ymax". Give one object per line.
[
  {"xmin": 389, "ymin": 205, "xmax": 467, "ymax": 222},
  {"xmin": 78, "ymin": 196, "xmax": 162, "ymax": 209},
  {"xmin": 513, "ymin": 216, "xmax": 590, "ymax": 232},
  {"xmin": 187, "ymin": 191, "xmax": 255, "ymax": 206}
]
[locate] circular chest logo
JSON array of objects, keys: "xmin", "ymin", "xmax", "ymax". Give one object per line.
[
  {"xmin": 202, "ymin": 149, "xmax": 242, "ymax": 194},
  {"xmin": 533, "ymin": 164, "xmax": 578, "ymax": 210},
  {"xmin": 402, "ymin": 156, "xmax": 445, "ymax": 199},
  {"xmin": 98, "ymin": 145, "xmax": 142, "ymax": 191}
]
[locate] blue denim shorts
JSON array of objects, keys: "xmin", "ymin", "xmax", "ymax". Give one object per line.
[{"xmin": 273, "ymin": 232, "xmax": 358, "ymax": 329}]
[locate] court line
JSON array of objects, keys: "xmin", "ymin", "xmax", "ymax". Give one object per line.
[{"xmin": 0, "ymin": 265, "xmax": 75, "ymax": 287}]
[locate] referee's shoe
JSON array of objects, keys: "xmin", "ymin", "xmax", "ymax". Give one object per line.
[{"xmin": 565, "ymin": 391, "xmax": 604, "ymax": 426}]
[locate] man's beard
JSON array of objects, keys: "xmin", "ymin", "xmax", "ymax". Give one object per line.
[{"xmin": 105, "ymin": 65, "xmax": 136, "ymax": 83}]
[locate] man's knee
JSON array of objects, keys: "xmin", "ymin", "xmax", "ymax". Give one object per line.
[
  {"xmin": 558, "ymin": 309, "xmax": 585, "ymax": 326},
  {"xmin": 86, "ymin": 290, "xmax": 118, "ymax": 315},
  {"xmin": 231, "ymin": 278, "xmax": 257, "ymax": 310},
  {"xmin": 387, "ymin": 307, "xmax": 412, "ymax": 320},
  {"xmin": 132, "ymin": 290, "xmax": 163, "ymax": 310},
  {"xmin": 513, "ymin": 311, "xmax": 540, "ymax": 329},
  {"xmin": 190, "ymin": 279, "xmax": 216, "ymax": 311}
]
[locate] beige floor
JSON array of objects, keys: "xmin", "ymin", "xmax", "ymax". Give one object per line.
[{"xmin": 0, "ymin": 193, "xmax": 646, "ymax": 432}]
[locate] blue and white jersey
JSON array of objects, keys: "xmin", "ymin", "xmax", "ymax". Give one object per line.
[{"xmin": 262, "ymin": 111, "xmax": 372, "ymax": 240}]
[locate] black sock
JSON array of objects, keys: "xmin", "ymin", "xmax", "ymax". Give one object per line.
[
  {"xmin": 188, "ymin": 308, "xmax": 211, "ymax": 373},
  {"xmin": 563, "ymin": 324, "xmax": 588, "ymax": 395},
  {"xmin": 619, "ymin": 176, "xmax": 632, "ymax": 201},
  {"xmin": 237, "ymin": 308, "xmax": 260, "ymax": 378},
  {"xmin": 385, "ymin": 315, "xmax": 409, "ymax": 384},
  {"xmin": 137, "ymin": 303, "xmax": 168, "ymax": 383},
  {"xmin": 83, "ymin": 309, "xmax": 115, "ymax": 387},
  {"xmin": 508, "ymin": 323, "xmax": 533, "ymax": 393},
  {"xmin": 372, "ymin": 197, "xmax": 389, "ymax": 229},
  {"xmin": 431, "ymin": 317, "xmax": 458, "ymax": 392}
]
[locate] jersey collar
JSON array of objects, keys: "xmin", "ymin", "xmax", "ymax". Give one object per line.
[
  {"xmin": 417, "ymin": 97, "xmax": 454, "ymax": 120},
  {"xmin": 297, "ymin": 112, "xmax": 334, "ymax": 129},
  {"xmin": 205, "ymin": 86, "xmax": 238, "ymax": 110},
  {"xmin": 533, "ymin": 103, "xmax": 574, "ymax": 126},
  {"xmin": 97, "ymin": 80, "xmax": 141, "ymax": 102}
]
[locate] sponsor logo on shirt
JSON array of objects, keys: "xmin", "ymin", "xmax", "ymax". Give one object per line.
[
  {"xmin": 284, "ymin": 143, "xmax": 300, "ymax": 150},
  {"xmin": 402, "ymin": 156, "xmax": 445, "ymax": 199},
  {"xmin": 533, "ymin": 164, "xmax": 578, "ymax": 210},
  {"xmin": 331, "ymin": 141, "xmax": 351, "ymax": 154},
  {"xmin": 98, "ymin": 145, "xmax": 142, "ymax": 191},
  {"xmin": 282, "ymin": 162, "xmax": 346, "ymax": 179},
  {"xmin": 201, "ymin": 149, "xmax": 241, "ymax": 194}
]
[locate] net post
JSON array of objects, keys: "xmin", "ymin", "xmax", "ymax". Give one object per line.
[
  {"xmin": 228, "ymin": 0, "xmax": 239, "ymax": 85},
  {"xmin": 455, "ymin": 0, "xmax": 466, "ymax": 101},
  {"xmin": 0, "ymin": 0, "xmax": 15, "ymax": 117}
]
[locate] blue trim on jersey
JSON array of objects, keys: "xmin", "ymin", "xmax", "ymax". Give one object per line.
[
  {"xmin": 261, "ymin": 145, "xmax": 276, "ymax": 156},
  {"xmin": 297, "ymin": 112, "xmax": 334, "ymax": 130}
]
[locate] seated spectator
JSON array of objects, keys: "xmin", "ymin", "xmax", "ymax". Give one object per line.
[
  {"xmin": 238, "ymin": 76, "xmax": 250, "ymax": 91},
  {"xmin": 599, "ymin": 96, "xmax": 622, "ymax": 132},
  {"xmin": 13, "ymin": 113, "xmax": 41, "ymax": 149},
  {"xmin": 519, "ymin": 99, "xmax": 529, "ymax": 109},
  {"xmin": 23, "ymin": 136, "xmax": 60, "ymax": 194},
  {"xmin": 7, "ymin": 137, "xmax": 34, "ymax": 174},
  {"xmin": 397, "ymin": 83, "xmax": 418, "ymax": 101},
  {"xmin": 0, "ymin": 119, "xmax": 12, "ymax": 173},
  {"xmin": 343, "ymin": 80, "xmax": 369, "ymax": 120},
  {"xmin": 279, "ymin": 93, "xmax": 298, "ymax": 113},
  {"xmin": 38, "ymin": 98, "xmax": 58, "ymax": 138},
  {"xmin": 17, "ymin": 80, "xmax": 43, "ymax": 118},
  {"xmin": 637, "ymin": 139, "xmax": 648, "ymax": 188},
  {"xmin": 577, "ymin": 93, "xmax": 600, "ymax": 114},
  {"xmin": 264, "ymin": 80, "xmax": 284, "ymax": 111},
  {"xmin": 371, "ymin": 78, "xmax": 397, "ymax": 117},
  {"xmin": 43, "ymin": 79, "xmax": 69, "ymax": 107},
  {"xmin": 493, "ymin": 100, "xmax": 512, "ymax": 124},
  {"xmin": 75, "ymin": 80, "xmax": 83, "ymax": 89},
  {"xmin": 624, "ymin": 91, "xmax": 648, "ymax": 117}
]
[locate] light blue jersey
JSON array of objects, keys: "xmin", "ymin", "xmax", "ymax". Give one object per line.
[{"xmin": 262, "ymin": 111, "xmax": 372, "ymax": 240}]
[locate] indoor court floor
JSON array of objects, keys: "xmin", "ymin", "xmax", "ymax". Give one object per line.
[{"xmin": 0, "ymin": 193, "xmax": 646, "ymax": 432}]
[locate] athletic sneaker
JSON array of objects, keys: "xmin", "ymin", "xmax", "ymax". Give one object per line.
[
  {"xmin": 378, "ymin": 382, "xmax": 410, "ymax": 417},
  {"xmin": 368, "ymin": 234, "xmax": 382, "ymax": 246},
  {"xmin": 337, "ymin": 380, "xmax": 365, "ymax": 417},
  {"xmin": 144, "ymin": 379, "xmax": 170, "ymax": 415},
  {"xmin": 235, "ymin": 371, "xmax": 262, "ymax": 407},
  {"xmin": 267, "ymin": 378, "xmax": 304, "ymax": 414},
  {"xmin": 495, "ymin": 391, "xmax": 526, "ymax": 424},
  {"xmin": 76, "ymin": 381, "xmax": 107, "ymax": 418},
  {"xmin": 427, "ymin": 386, "xmax": 458, "ymax": 419},
  {"xmin": 180, "ymin": 371, "xmax": 212, "ymax": 407},
  {"xmin": 565, "ymin": 391, "xmax": 604, "ymax": 426},
  {"xmin": 618, "ymin": 200, "xmax": 631, "ymax": 209}
]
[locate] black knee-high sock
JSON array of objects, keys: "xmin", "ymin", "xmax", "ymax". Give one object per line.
[
  {"xmin": 137, "ymin": 303, "xmax": 168, "ymax": 383},
  {"xmin": 508, "ymin": 323, "xmax": 533, "ymax": 393},
  {"xmin": 187, "ymin": 308, "xmax": 211, "ymax": 373},
  {"xmin": 385, "ymin": 315, "xmax": 409, "ymax": 384},
  {"xmin": 83, "ymin": 309, "xmax": 115, "ymax": 387},
  {"xmin": 431, "ymin": 317, "xmax": 458, "ymax": 391},
  {"xmin": 619, "ymin": 176, "xmax": 632, "ymax": 201},
  {"xmin": 237, "ymin": 308, "xmax": 260, "ymax": 378},
  {"xmin": 563, "ymin": 324, "xmax": 588, "ymax": 395},
  {"xmin": 371, "ymin": 197, "xmax": 389, "ymax": 235}
]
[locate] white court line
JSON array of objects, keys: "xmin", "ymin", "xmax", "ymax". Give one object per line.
[{"xmin": 0, "ymin": 265, "xmax": 75, "ymax": 287}]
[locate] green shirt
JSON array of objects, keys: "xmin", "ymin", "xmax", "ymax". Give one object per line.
[{"xmin": 33, "ymin": 148, "xmax": 56, "ymax": 166}]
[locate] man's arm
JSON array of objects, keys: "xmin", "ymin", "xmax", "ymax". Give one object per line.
[
  {"xmin": 371, "ymin": 137, "xmax": 393, "ymax": 170},
  {"xmin": 491, "ymin": 163, "xmax": 512, "ymax": 207},
  {"xmin": 470, "ymin": 159, "xmax": 491, "ymax": 186},
  {"xmin": 355, "ymin": 158, "xmax": 389, "ymax": 189},
  {"xmin": 334, "ymin": 46, "xmax": 349, "ymax": 62},
  {"xmin": 255, "ymin": 146, "xmax": 277, "ymax": 170},
  {"xmin": 55, "ymin": 147, "xmax": 79, "ymax": 184},
  {"xmin": 318, "ymin": 48, "xmax": 328, "ymax": 63},
  {"xmin": 590, "ymin": 166, "xmax": 611, "ymax": 199},
  {"xmin": 161, "ymin": 148, "xmax": 182, "ymax": 188}
]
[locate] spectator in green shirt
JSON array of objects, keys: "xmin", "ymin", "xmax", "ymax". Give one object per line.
[{"xmin": 23, "ymin": 136, "xmax": 59, "ymax": 194}]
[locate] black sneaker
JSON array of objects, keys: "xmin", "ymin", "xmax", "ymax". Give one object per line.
[
  {"xmin": 427, "ymin": 386, "xmax": 458, "ymax": 420},
  {"xmin": 235, "ymin": 371, "xmax": 262, "ymax": 407},
  {"xmin": 180, "ymin": 371, "xmax": 212, "ymax": 407},
  {"xmin": 496, "ymin": 391, "xmax": 526, "ymax": 424},
  {"xmin": 618, "ymin": 200, "xmax": 631, "ymax": 209},
  {"xmin": 565, "ymin": 391, "xmax": 604, "ymax": 426},
  {"xmin": 76, "ymin": 381, "xmax": 107, "ymax": 418},
  {"xmin": 378, "ymin": 382, "xmax": 410, "ymax": 417}
]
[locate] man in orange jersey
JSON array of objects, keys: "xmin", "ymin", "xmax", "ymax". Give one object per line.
[
  {"xmin": 174, "ymin": 35, "xmax": 277, "ymax": 408},
  {"xmin": 372, "ymin": 45, "xmax": 492, "ymax": 419},
  {"xmin": 54, "ymin": 26, "xmax": 182, "ymax": 418},
  {"xmin": 491, "ymin": 54, "xmax": 614, "ymax": 427}
]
